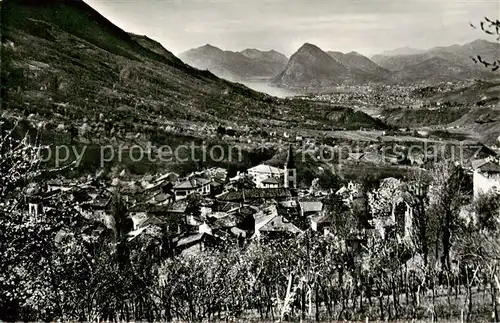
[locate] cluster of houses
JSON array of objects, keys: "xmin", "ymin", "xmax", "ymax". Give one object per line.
[
  {"xmin": 21, "ymin": 143, "xmax": 500, "ymax": 257},
  {"xmin": 21, "ymin": 146, "xmax": 337, "ymax": 256}
]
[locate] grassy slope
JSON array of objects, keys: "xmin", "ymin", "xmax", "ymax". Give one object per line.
[
  {"xmin": 0, "ymin": 0, "xmax": 389, "ymax": 179},
  {"xmin": 381, "ymin": 81, "xmax": 500, "ymax": 144},
  {"xmin": 0, "ymin": 0, "xmax": 385, "ymax": 132}
]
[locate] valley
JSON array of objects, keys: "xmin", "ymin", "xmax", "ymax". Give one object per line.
[{"xmin": 1, "ymin": 1, "xmax": 500, "ymax": 322}]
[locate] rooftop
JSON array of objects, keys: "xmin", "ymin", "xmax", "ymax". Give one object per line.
[
  {"xmin": 472, "ymin": 159, "xmax": 500, "ymax": 173},
  {"xmin": 247, "ymin": 164, "xmax": 284, "ymax": 175},
  {"xmin": 477, "ymin": 161, "xmax": 500, "ymax": 173},
  {"xmin": 217, "ymin": 188, "xmax": 292, "ymax": 202},
  {"xmin": 262, "ymin": 177, "xmax": 281, "ymax": 185},
  {"xmin": 299, "ymin": 201, "xmax": 323, "ymax": 213},
  {"xmin": 174, "ymin": 177, "xmax": 211, "ymax": 189},
  {"xmin": 258, "ymin": 214, "xmax": 302, "ymax": 234},
  {"xmin": 177, "ymin": 232, "xmax": 206, "ymax": 247}
]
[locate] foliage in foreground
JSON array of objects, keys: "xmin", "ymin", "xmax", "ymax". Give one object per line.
[{"xmin": 1, "ymin": 128, "xmax": 500, "ymax": 322}]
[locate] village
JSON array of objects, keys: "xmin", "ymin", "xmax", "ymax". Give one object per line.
[
  {"xmin": 297, "ymin": 82, "xmax": 474, "ymax": 111},
  {"xmin": 22, "ymin": 142, "xmax": 500, "ymax": 259},
  {"xmin": 3, "ymin": 0, "xmax": 500, "ymax": 320}
]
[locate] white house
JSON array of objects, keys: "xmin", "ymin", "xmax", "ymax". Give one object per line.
[
  {"xmin": 472, "ymin": 158, "xmax": 500, "ymax": 200},
  {"xmin": 247, "ymin": 164, "xmax": 284, "ymax": 188}
]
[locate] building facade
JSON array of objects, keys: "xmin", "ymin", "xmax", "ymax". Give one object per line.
[{"xmin": 472, "ymin": 159, "xmax": 500, "ymax": 200}]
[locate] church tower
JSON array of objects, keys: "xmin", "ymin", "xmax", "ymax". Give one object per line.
[{"xmin": 284, "ymin": 145, "xmax": 297, "ymax": 189}]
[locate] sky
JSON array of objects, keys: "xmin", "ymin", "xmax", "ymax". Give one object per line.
[{"xmin": 86, "ymin": 0, "xmax": 499, "ymax": 57}]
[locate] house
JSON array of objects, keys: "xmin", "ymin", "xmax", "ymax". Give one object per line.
[
  {"xmin": 154, "ymin": 172, "xmax": 178, "ymax": 184},
  {"xmin": 77, "ymin": 189, "xmax": 112, "ymax": 220},
  {"xmin": 128, "ymin": 211, "xmax": 148, "ymax": 230},
  {"xmin": 167, "ymin": 200, "xmax": 189, "ymax": 215},
  {"xmin": 336, "ymin": 181, "xmax": 362, "ymax": 207},
  {"xmin": 198, "ymin": 222, "xmax": 213, "ymax": 235},
  {"xmin": 310, "ymin": 213, "xmax": 331, "ymax": 234},
  {"xmin": 174, "ymin": 232, "xmax": 216, "ymax": 255},
  {"xmin": 217, "ymin": 188, "xmax": 293, "ymax": 203},
  {"xmin": 252, "ymin": 205, "xmax": 302, "ymax": 239},
  {"xmin": 145, "ymin": 191, "xmax": 174, "ymax": 205},
  {"xmin": 46, "ymin": 179, "xmax": 72, "ymax": 192},
  {"xmin": 173, "ymin": 177, "xmax": 211, "ymax": 199},
  {"xmin": 368, "ymin": 178, "xmax": 415, "ymax": 242},
  {"xmin": 127, "ymin": 214, "xmax": 166, "ymax": 241},
  {"xmin": 298, "ymin": 201, "xmax": 323, "ymax": 217},
  {"xmin": 371, "ymin": 199, "xmax": 414, "ymax": 242},
  {"xmin": 206, "ymin": 207, "xmax": 255, "ymax": 241},
  {"xmin": 212, "ymin": 204, "xmax": 257, "ymax": 230},
  {"xmin": 247, "ymin": 164, "xmax": 284, "ymax": 188},
  {"xmin": 261, "ymin": 176, "xmax": 281, "ymax": 188},
  {"xmin": 209, "ymin": 180, "xmax": 224, "ymax": 196},
  {"xmin": 472, "ymin": 158, "xmax": 500, "ymax": 199}
]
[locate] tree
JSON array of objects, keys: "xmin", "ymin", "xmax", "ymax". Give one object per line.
[
  {"xmin": 428, "ymin": 162, "xmax": 469, "ymax": 273},
  {"xmin": 474, "ymin": 191, "xmax": 500, "ymax": 231},
  {"xmin": 317, "ymin": 169, "xmax": 343, "ymax": 191},
  {"xmin": 405, "ymin": 169, "xmax": 432, "ymax": 267},
  {"xmin": 0, "ymin": 126, "xmax": 106, "ymax": 320},
  {"xmin": 0, "ymin": 125, "xmax": 161, "ymax": 321},
  {"xmin": 455, "ymin": 191, "xmax": 500, "ymax": 321},
  {"xmin": 0, "ymin": 128, "xmax": 42, "ymax": 199},
  {"xmin": 470, "ymin": 17, "xmax": 500, "ymax": 71},
  {"xmin": 232, "ymin": 174, "xmax": 256, "ymax": 190}
]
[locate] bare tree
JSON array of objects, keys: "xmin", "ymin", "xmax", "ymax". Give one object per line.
[{"xmin": 470, "ymin": 17, "xmax": 500, "ymax": 71}]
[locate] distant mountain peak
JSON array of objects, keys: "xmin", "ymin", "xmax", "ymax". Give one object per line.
[
  {"xmin": 377, "ymin": 46, "xmax": 426, "ymax": 57},
  {"xmin": 268, "ymin": 49, "xmax": 282, "ymax": 55},
  {"xmin": 239, "ymin": 48, "xmax": 288, "ymax": 63},
  {"xmin": 241, "ymin": 48, "xmax": 261, "ymax": 54},
  {"xmin": 327, "ymin": 50, "xmax": 391, "ymax": 81},
  {"xmin": 180, "ymin": 44, "xmax": 288, "ymax": 80},
  {"xmin": 199, "ymin": 44, "xmax": 222, "ymax": 51},
  {"xmin": 272, "ymin": 43, "xmax": 350, "ymax": 87},
  {"xmin": 464, "ymin": 38, "xmax": 500, "ymax": 50},
  {"xmin": 468, "ymin": 39, "xmax": 493, "ymax": 45},
  {"xmin": 297, "ymin": 42, "xmax": 322, "ymax": 52}
]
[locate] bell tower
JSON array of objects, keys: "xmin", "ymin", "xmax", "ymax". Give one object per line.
[{"xmin": 284, "ymin": 145, "xmax": 297, "ymax": 189}]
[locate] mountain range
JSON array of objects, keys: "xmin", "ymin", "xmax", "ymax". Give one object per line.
[
  {"xmin": 179, "ymin": 45, "xmax": 288, "ymax": 81},
  {"xmin": 377, "ymin": 47, "xmax": 426, "ymax": 57},
  {"xmin": 371, "ymin": 39, "xmax": 500, "ymax": 83},
  {"xmin": 182, "ymin": 39, "xmax": 499, "ymax": 88},
  {"xmin": 0, "ymin": 0, "xmax": 262, "ymax": 123},
  {"xmin": 372, "ymin": 40, "xmax": 500, "ymax": 71}
]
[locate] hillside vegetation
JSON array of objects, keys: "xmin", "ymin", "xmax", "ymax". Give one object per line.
[{"xmin": 0, "ymin": 0, "xmax": 384, "ymax": 132}]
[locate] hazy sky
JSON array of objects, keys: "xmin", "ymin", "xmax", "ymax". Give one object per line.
[{"xmin": 86, "ymin": 0, "xmax": 499, "ymax": 57}]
